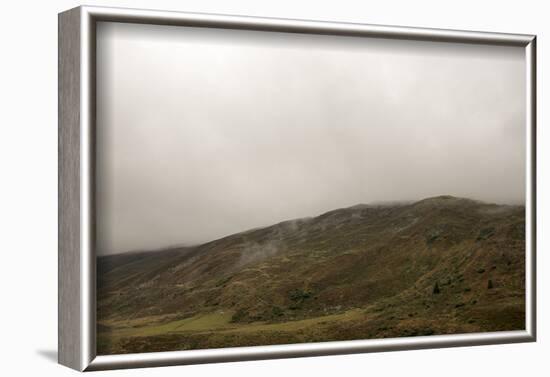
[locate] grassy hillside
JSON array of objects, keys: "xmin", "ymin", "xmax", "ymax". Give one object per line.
[{"xmin": 97, "ymin": 196, "xmax": 525, "ymax": 354}]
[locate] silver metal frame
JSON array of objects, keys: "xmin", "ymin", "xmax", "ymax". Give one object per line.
[{"xmin": 58, "ymin": 5, "xmax": 537, "ymax": 372}]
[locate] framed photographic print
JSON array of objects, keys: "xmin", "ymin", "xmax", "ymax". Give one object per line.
[{"xmin": 58, "ymin": 6, "xmax": 536, "ymax": 371}]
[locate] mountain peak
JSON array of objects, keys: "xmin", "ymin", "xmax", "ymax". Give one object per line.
[{"xmin": 413, "ymin": 195, "xmax": 479, "ymax": 207}]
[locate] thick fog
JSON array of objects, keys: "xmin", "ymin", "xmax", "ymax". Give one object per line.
[{"xmin": 96, "ymin": 22, "xmax": 526, "ymax": 255}]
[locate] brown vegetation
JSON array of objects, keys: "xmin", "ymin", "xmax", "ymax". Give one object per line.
[{"xmin": 97, "ymin": 196, "xmax": 525, "ymax": 354}]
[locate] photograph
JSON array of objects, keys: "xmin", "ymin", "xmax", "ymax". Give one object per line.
[{"xmin": 94, "ymin": 21, "xmax": 527, "ymax": 355}]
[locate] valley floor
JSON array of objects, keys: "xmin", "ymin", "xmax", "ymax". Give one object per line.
[{"xmin": 98, "ymin": 283, "xmax": 524, "ymax": 354}]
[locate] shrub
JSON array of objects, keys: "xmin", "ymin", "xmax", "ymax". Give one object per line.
[
  {"xmin": 289, "ymin": 289, "xmax": 312, "ymax": 302},
  {"xmin": 271, "ymin": 306, "xmax": 283, "ymax": 317},
  {"xmin": 231, "ymin": 308, "xmax": 248, "ymax": 323}
]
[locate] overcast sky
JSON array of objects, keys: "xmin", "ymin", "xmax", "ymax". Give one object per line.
[{"xmin": 96, "ymin": 21, "xmax": 526, "ymax": 255}]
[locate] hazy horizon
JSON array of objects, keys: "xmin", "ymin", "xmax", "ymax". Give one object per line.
[
  {"xmin": 101, "ymin": 194, "xmax": 525, "ymax": 255},
  {"xmin": 96, "ymin": 22, "xmax": 526, "ymax": 255}
]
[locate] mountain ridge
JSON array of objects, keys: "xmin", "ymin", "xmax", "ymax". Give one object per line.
[{"xmin": 100, "ymin": 195, "xmax": 519, "ymax": 256}]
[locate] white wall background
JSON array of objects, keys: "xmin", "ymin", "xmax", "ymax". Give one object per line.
[{"xmin": 0, "ymin": 0, "xmax": 547, "ymax": 375}]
